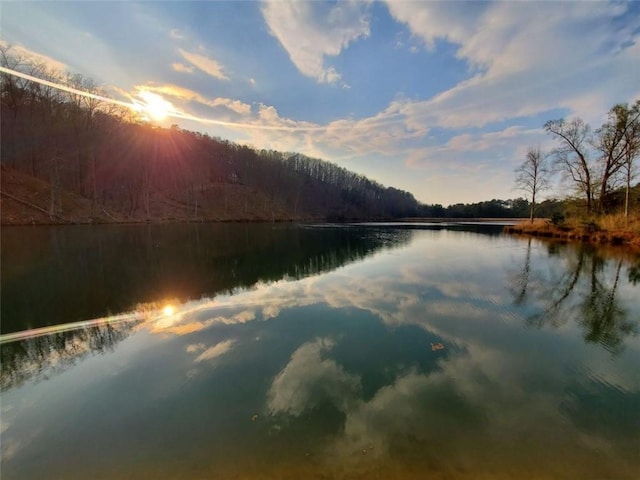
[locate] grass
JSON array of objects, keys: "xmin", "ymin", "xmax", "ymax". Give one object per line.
[{"xmin": 504, "ymin": 213, "xmax": 640, "ymax": 248}]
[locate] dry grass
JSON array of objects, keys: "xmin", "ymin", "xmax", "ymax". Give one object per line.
[{"xmin": 504, "ymin": 213, "xmax": 640, "ymax": 248}]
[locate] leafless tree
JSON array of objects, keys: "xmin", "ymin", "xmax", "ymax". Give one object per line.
[
  {"xmin": 592, "ymin": 101, "xmax": 640, "ymax": 212},
  {"xmin": 545, "ymin": 118, "xmax": 593, "ymax": 213},
  {"xmin": 621, "ymin": 101, "xmax": 640, "ymax": 218},
  {"xmin": 514, "ymin": 147, "xmax": 549, "ymax": 222}
]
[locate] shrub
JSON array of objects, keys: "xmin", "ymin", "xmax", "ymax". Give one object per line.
[{"xmin": 550, "ymin": 212, "xmax": 565, "ymax": 226}]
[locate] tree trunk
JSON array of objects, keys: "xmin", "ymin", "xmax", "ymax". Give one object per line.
[
  {"xmin": 49, "ymin": 152, "xmax": 61, "ymax": 219},
  {"xmin": 624, "ymin": 164, "xmax": 631, "ymax": 218},
  {"xmin": 530, "ymin": 191, "xmax": 536, "ymax": 223}
]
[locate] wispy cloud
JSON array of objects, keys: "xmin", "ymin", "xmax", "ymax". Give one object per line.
[
  {"xmin": 136, "ymin": 84, "xmax": 251, "ymax": 116},
  {"xmin": 261, "ymin": 0, "xmax": 370, "ymax": 85},
  {"xmin": 194, "ymin": 339, "xmax": 236, "ymax": 363},
  {"xmin": 268, "ymin": 337, "xmax": 361, "ymax": 416},
  {"xmin": 384, "ymin": 1, "xmax": 640, "ymax": 127},
  {"xmin": 171, "ymin": 62, "xmax": 194, "ymax": 74},
  {"xmin": 0, "ymin": 41, "xmax": 67, "ymax": 72},
  {"xmin": 178, "ymin": 48, "xmax": 229, "ymax": 81},
  {"xmin": 169, "ymin": 28, "xmax": 184, "ymax": 40}
]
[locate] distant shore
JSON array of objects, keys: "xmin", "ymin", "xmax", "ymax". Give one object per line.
[
  {"xmin": 504, "ymin": 217, "xmax": 640, "ymax": 249},
  {"xmin": 400, "ymin": 217, "xmax": 524, "ymax": 224}
]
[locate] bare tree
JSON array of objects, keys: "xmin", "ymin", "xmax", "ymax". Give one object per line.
[
  {"xmin": 545, "ymin": 118, "xmax": 593, "ymax": 213},
  {"xmin": 515, "ymin": 147, "xmax": 549, "ymax": 222},
  {"xmin": 592, "ymin": 101, "xmax": 640, "ymax": 212},
  {"xmin": 622, "ymin": 100, "xmax": 640, "ymax": 218}
]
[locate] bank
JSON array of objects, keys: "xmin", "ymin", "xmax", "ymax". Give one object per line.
[{"xmin": 504, "ymin": 216, "xmax": 640, "ymax": 249}]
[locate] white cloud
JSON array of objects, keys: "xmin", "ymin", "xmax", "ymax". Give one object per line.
[
  {"xmin": 384, "ymin": 1, "xmax": 640, "ymax": 128},
  {"xmin": 268, "ymin": 337, "xmax": 361, "ymax": 416},
  {"xmin": 186, "ymin": 343, "xmax": 205, "ymax": 353},
  {"xmin": 261, "ymin": 0, "xmax": 370, "ymax": 85},
  {"xmin": 178, "ymin": 48, "xmax": 229, "ymax": 80},
  {"xmin": 194, "ymin": 339, "xmax": 236, "ymax": 363},
  {"xmin": 136, "ymin": 84, "xmax": 251, "ymax": 116},
  {"xmin": 206, "ymin": 97, "xmax": 252, "ymax": 116},
  {"xmin": 171, "ymin": 62, "xmax": 194, "ymax": 73}
]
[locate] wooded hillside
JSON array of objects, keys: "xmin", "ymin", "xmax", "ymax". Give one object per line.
[{"xmin": 1, "ymin": 46, "xmax": 422, "ymax": 224}]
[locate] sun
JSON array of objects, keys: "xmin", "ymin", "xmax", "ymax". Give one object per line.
[
  {"xmin": 136, "ymin": 90, "xmax": 173, "ymax": 122},
  {"xmin": 163, "ymin": 305, "xmax": 175, "ymax": 316}
]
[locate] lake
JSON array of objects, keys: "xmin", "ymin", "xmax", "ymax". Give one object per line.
[{"xmin": 1, "ymin": 223, "xmax": 639, "ymax": 479}]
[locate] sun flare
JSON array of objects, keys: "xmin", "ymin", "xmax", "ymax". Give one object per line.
[
  {"xmin": 136, "ymin": 90, "xmax": 173, "ymax": 122},
  {"xmin": 163, "ymin": 305, "xmax": 175, "ymax": 316}
]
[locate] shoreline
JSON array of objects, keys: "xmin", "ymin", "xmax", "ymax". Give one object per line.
[{"xmin": 504, "ymin": 219, "xmax": 640, "ymax": 249}]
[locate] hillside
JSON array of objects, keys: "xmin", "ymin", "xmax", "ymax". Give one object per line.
[
  {"xmin": 1, "ymin": 63, "xmax": 424, "ymax": 224},
  {"xmin": 1, "ymin": 165, "xmax": 304, "ymax": 225}
]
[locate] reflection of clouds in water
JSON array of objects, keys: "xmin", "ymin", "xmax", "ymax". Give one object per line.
[
  {"xmin": 268, "ymin": 338, "xmax": 361, "ymax": 417},
  {"xmin": 1, "ymin": 437, "xmax": 23, "ymax": 462},
  {"xmin": 0, "ymin": 418, "xmax": 42, "ymax": 464},
  {"xmin": 150, "ymin": 234, "xmax": 639, "ymax": 399},
  {"xmin": 194, "ymin": 340, "xmax": 236, "ymax": 363},
  {"xmin": 186, "ymin": 343, "xmax": 205, "ymax": 353},
  {"xmin": 265, "ymin": 335, "xmax": 631, "ymax": 475},
  {"xmin": 155, "ymin": 320, "xmax": 214, "ymax": 336},
  {"xmin": 137, "ymin": 231, "xmax": 638, "ymax": 470},
  {"xmin": 150, "ymin": 308, "xmax": 257, "ymax": 336}
]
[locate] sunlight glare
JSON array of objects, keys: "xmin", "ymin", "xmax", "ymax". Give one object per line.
[
  {"xmin": 137, "ymin": 90, "xmax": 173, "ymax": 122},
  {"xmin": 163, "ymin": 305, "xmax": 175, "ymax": 316}
]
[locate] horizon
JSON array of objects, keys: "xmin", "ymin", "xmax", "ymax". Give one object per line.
[{"xmin": 2, "ymin": 1, "xmax": 639, "ymax": 206}]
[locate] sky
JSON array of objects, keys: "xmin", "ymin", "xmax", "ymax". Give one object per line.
[{"xmin": 2, "ymin": 1, "xmax": 639, "ymax": 206}]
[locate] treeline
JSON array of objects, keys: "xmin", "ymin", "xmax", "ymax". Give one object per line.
[
  {"xmin": 417, "ymin": 197, "xmax": 570, "ymax": 219},
  {"xmin": 1, "ymin": 45, "xmax": 421, "ymax": 222}
]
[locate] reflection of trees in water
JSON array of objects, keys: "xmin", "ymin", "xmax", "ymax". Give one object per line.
[
  {"xmin": 1, "ymin": 226, "xmax": 413, "ymax": 389},
  {"xmin": 580, "ymin": 257, "xmax": 630, "ymax": 351},
  {"xmin": 0, "ymin": 319, "xmax": 141, "ymax": 391},
  {"xmin": 628, "ymin": 259, "xmax": 640, "ymax": 285},
  {"xmin": 2, "ymin": 225, "xmax": 412, "ymax": 334},
  {"xmin": 510, "ymin": 241, "xmax": 638, "ymax": 354}
]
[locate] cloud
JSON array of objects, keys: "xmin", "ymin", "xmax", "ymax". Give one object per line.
[
  {"xmin": 169, "ymin": 28, "xmax": 184, "ymax": 40},
  {"xmin": 0, "ymin": 41, "xmax": 67, "ymax": 72},
  {"xmin": 178, "ymin": 48, "xmax": 229, "ymax": 80},
  {"xmin": 136, "ymin": 84, "xmax": 251, "ymax": 116},
  {"xmin": 261, "ymin": 0, "xmax": 370, "ymax": 84},
  {"xmin": 268, "ymin": 337, "xmax": 361, "ymax": 416},
  {"xmin": 194, "ymin": 339, "xmax": 236, "ymax": 363},
  {"xmin": 171, "ymin": 62, "xmax": 194, "ymax": 73},
  {"xmin": 384, "ymin": 1, "xmax": 640, "ymax": 128},
  {"xmin": 208, "ymin": 98, "xmax": 252, "ymax": 116},
  {"xmin": 186, "ymin": 343, "xmax": 205, "ymax": 353}
]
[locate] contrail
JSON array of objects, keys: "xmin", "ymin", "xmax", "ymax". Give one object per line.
[
  {"xmin": 171, "ymin": 110, "xmax": 327, "ymax": 132},
  {"xmin": 0, "ymin": 65, "xmax": 135, "ymax": 109},
  {"xmin": 0, "ymin": 65, "xmax": 327, "ymax": 132}
]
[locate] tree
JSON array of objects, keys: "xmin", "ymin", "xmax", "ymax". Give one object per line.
[
  {"xmin": 514, "ymin": 147, "xmax": 549, "ymax": 222},
  {"xmin": 621, "ymin": 100, "xmax": 640, "ymax": 217},
  {"xmin": 592, "ymin": 101, "xmax": 640, "ymax": 212},
  {"xmin": 545, "ymin": 118, "xmax": 593, "ymax": 213}
]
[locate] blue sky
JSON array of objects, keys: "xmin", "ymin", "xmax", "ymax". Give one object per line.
[{"xmin": 2, "ymin": 1, "xmax": 639, "ymax": 205}]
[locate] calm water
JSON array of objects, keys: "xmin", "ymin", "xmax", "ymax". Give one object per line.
[{"xmin": 1, "ymin": 224, "xmax": 639, "ymax": 479}]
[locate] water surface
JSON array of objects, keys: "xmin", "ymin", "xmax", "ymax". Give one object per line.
[{"xmin": 1, "ymin": 224, "xmax": 639, "ymax": 479}]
